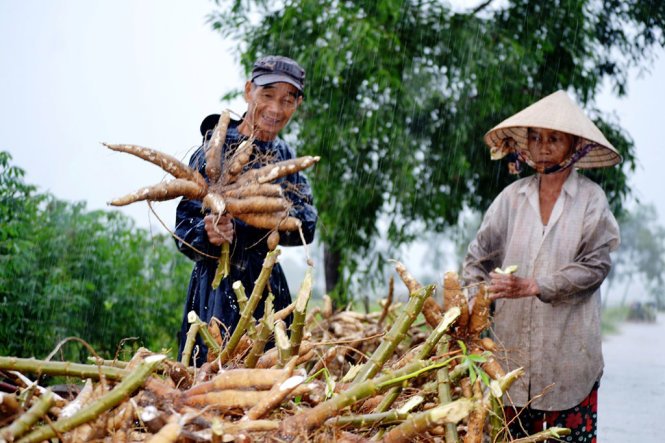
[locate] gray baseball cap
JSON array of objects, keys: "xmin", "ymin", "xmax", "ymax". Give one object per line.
[{"xmin": 251, "ymin": 55, "xmax": 305, "ymax": 94}]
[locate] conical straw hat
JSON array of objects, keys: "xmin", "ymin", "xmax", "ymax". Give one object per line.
[{"xmin": 484, "ymin": 90, "xmax": 621, "ymax": 169}]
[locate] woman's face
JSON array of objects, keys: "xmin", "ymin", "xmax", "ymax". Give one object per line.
[{"xmin": 527, "ymin": 128, "xmax": 575, "ymax": 170}]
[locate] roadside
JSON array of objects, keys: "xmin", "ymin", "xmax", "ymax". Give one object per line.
[{"xmin": 597, "ymin": 312, "xmax": 665, "ymax": 442}]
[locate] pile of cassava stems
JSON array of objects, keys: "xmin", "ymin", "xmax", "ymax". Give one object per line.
[
  {"xmin": 0, "ymin": 116, "xmax": 570, "ymax": 442},
  {"xmin": 0, "ymin": 258, "xmax": 570, "ymax": 443}
]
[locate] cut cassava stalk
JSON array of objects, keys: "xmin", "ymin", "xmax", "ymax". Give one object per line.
[
  {"xmin": 378, "ymin": 275, "xmax": 394, "ymax": 327},
  {"xmin": 103, "ymin": 143, "xmax": 207, "ymax": 189},
  {"xmin": 373, "ymin": 307, "xmax": 462, "ymax": 414},
  {"xmin": 181, "ymin": 319, "xmax": 201, "ymax": 368},
  {"xmin": 213, "ymin": 243, "xmax": 231, "ymax": 288},
  {"xmin": 280, "ymin": 359, "xmax": 443, "ymax": 435},
  {"xmin": 392, "ymin": 260, "xmax": 443, "ymax": 329},
  {"xmin": 289, "ymin": 268, "xmax": 313, "ymax": 357},
  {"xmin": 233, "ymin": 281, "xmax": 256, "ymax": 340},
  {"xmin": 186, "ymin": 311, "xmax": 222, "ymax": 361},
  {"xmin": 331, "ymin": 409, "xmax": 408, "ymax": 428},
  {"xmin": 509, "ymin": 427, "xmax": 571, "ymax": 443},
  {"xmin": 0, "ymin": 356, "xmax": 128, "ymax": 381},
  {"xmin": 417, "ymin": 306, "xmax": 461, "ymax": 359},
  {"xmin": 0, "ymin": 390, "xmax": 55, "ymax": 442},
  {"xmin": 274, "ymin": 320, "xmax": 292, "ymax": 368},
  {"xmin": 436, "ymin": 339, "xmax": 459, "ymax": 443},
  {"xmin": 352, "ymin": 285, "xmax": 436, "ymax": 383},
  {"xmin": 16, "ymin": 355, "xmax": 165, "ymax": 443},
  {"xmin": 244, "ymin": 293, "xmax": 275, "ymax": 368},
  {"xmin": 370, "ymin": 395, "xmax": 425, "ymax": 440},
  {"xmin": 205, "ymin": 110, "xmax": 231, "ymax": 185},
  {"xmin": 86, "ymin": 357, "xmax": 129, "ymax": 368},
  {"xmin": 381, "ymin": 398, "xmax": 476, "ymax": 443},
  {"xmin": 219, "ymin": 250, "xmax": 280, "ymax": 364}
]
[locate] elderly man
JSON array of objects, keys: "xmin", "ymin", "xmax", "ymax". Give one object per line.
[{"xmin": 174, "ymin": 56, "xmax": 317, "ymax": 366}]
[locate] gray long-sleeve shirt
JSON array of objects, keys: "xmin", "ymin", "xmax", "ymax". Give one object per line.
[{"xmin": 463, "ymin": 170, "xmax": 620, "ymax": 410}]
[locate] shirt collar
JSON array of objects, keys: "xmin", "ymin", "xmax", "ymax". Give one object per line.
[{"xmin": 517, "ymin": 169, "xmax": 580, "ymax": 197}]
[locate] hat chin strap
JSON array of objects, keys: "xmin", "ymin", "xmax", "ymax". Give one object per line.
[{"xmin": 516, "ymin": 142, "xmax": 596, "ymax": 174}]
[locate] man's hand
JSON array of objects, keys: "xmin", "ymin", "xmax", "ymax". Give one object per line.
[
  {"xmin": 488, "ymin": 272, "xmax": 539, "ymax": 301},
  {"xmin": 204, "ymin": 214, "xmax": 234, "ymax": 246}
]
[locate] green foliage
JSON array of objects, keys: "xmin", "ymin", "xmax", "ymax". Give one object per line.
[
  {"xmin": 0, "ymin": 152, "xmax": 190, "ymax": 361},
  {"xmin": 455, "ymin": 339, "xmax": 489, "ymax": 388},
  {"xmin": 210, "ymin": 0, "xmax": 664, "ymax": 301},
  {"xmin": 601, "ymin": 305, "xmax": 630, "ymax": 336},
  {"xmin": 605, "ymin": 203, "xmax": 665, "ymax": 308}
]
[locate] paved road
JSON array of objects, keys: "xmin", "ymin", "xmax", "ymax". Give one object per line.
[{"xmin": 597, "ymin": 313, "xmax": 665, "ymax": 442}]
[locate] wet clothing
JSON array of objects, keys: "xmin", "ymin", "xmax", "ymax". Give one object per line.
[
  {"xmin": 504, "ymin": 381, "xmax": 599, "ymax": 442},
  {"xmin": 463, "ymin": 170, "xmax": 619, "ymax": 410},
  {"xmin": 175, "ymin": 117, "xmax": 317, "ymax": 366}
]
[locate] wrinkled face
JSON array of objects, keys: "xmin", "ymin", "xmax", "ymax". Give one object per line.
[
  {"xmin": 241, "ymin": 81, "xmax": 302, "ymax": 141},
  {"xmin": 527, "ymin": 128, "xmax": 575, "ymax": 170}
]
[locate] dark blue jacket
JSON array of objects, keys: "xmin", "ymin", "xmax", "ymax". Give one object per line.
[{"xmin": 175, "ymin": 116, "xmax": 317, "ymax": 366}]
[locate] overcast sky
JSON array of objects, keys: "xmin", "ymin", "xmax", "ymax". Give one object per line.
[{"xmin": 2, "ymin": 1, "xmax": 664, "ymax": 272}]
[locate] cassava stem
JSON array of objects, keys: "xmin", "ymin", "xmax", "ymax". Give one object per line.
[
  {"xmin": 16, "ymin": 355, "xmax": 165, "ymax": 443},
  {"xmin": 352, "ymin": 284, "xmax": 436, "ymax": 383},
  {"xmin": 245, "ymin": 293, "xmax": 274, "ymax": 368},
  {"xmin": 0, "ymin": 390, "xmax": 55, "ymax": 442},
  {"xmin": 289, "ymin": 268, "xmax": 313, "ymax": 357},
  {"xmin": 0, "ymin": 356, "xmax": 128, "ymax": 381},
  {"xmin": 381, "ymin": 398, "xmax": 476, "ymax": 443},
  {"xmin": 219, "ymin": 250, "xmax": 280, "ymax": 363}
]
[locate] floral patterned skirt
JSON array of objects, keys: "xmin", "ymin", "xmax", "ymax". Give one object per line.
[{"xmin": 503, "ymin": 380, "xmax": 599, "ymax": 442}]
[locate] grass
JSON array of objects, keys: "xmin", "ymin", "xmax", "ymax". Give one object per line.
[{"xmin": 601, "ymin": 305, "xmax": 630, "ymax": 337}]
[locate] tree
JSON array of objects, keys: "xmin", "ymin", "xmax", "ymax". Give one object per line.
[
  {"xmin": 0, "ymin": 152, "xmax": 191, "ymax": 361},
  {"xmin": 210, "ymin": 0, "xmax": 663, "ymax": 305},
  {"xmin": 604, "ymin": 203, "xmax": 665, "ymax": 309}
]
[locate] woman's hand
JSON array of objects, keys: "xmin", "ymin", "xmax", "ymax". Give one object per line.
[
  {"xmin": 488, "ymin": 272, "xmax": 540, "ymax": 301},
  {"xmin": 204, "ymin": 214, "xmax": 234, "ymax": 246}
]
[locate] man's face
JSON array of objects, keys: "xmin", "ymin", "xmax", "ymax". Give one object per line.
[
  {"xmin": 242, "ymin": 81, "xmax": 302, "ymax": 141},
  {"xmin": 527, "ymin": 128, "xmax": 575, "ymax": 170}
]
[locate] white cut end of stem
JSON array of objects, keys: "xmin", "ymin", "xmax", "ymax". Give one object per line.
[
  {"xmin": 145, "ymin": 354, "xmax": 167, "ymax": 364},
  {"xmin": 397, "ymin": 395, "xmax": 424, "ymax": 414},
  {"xmin": 187, "ymin": 310, "xmax": 198, "ymax": 323}
]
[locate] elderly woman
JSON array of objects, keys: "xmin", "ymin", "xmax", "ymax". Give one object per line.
[{"xmin": 463, "ymin": 90, "xmax": 621, "ymax": 442}]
